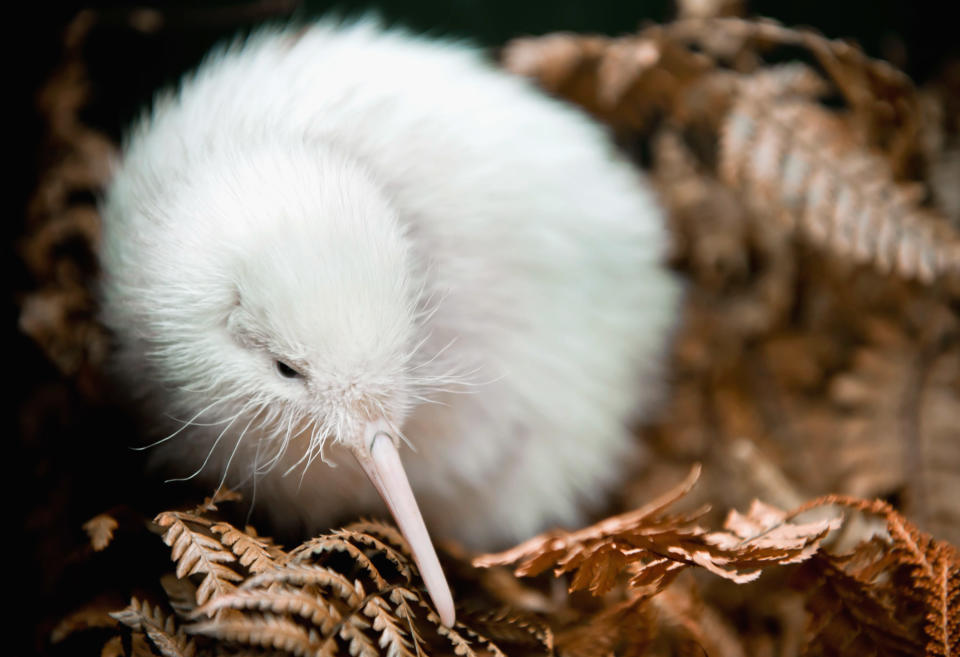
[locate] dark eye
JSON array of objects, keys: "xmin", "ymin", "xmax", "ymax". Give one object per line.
[{"xmin": 275, "ymin": 360, "xmax": 301, "ymax": 379}]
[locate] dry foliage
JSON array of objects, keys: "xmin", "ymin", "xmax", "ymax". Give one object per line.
[
  {"xmin": 790, "ymin": 495, "xmax": 960, "ymax": 656},
  {"xmin": 56, "ymin": 472, "xmax": 958, "ymax": 657},
  {"xmin": 21, "ymin": 4, "xmax": 960, "ymax": 657},
  {"xmin": 475, "ymin": 466, "xmax": 839, "ymax": 594},
  {"xmin": 84, "ymin": 492, "xmax": 527, "ymax": 657}
]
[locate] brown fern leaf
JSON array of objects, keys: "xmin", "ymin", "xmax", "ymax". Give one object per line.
[
  {"xmin": 502, "ymin": 30, "xmax": 716, "ymax": 131},
  {"xmin": 720, "ymin": 92, "xmax": 960, "ymax": 283},
  {"xmin": 363, "ymin": 596, "xmax": 417, "ymax": 657},
  {"xmin": 434, "ymin": 622, "xmax": 482, "ymax": 657},
  {"xmin": 51, "ymin": 597, "xmax": 120, "ymax": 643},
  {"xmin": 194, "ymin": 487, "xmax": 243, "ymax": 514},
  {"xmin": 819, "ymin": 316, "xmax": 960, "ymax": 544},
  {"xmin": 388, "ymin": 587, "xmax": 429, "ymax": 652},
  {"xmin": 791, "ymin": 495, "xmax": 960, "ymax": 656},
  {"xmin": 194, "ymin": 587, "xmax": 344, "ymax": 634},
  {"xmin": 451, "ymin": 622, "xmax": 509, "ymax": 657},
  {"xmin": 290, "ymin": 533, "xmax": 392, "ymax": 590},
  {"xmin": 649, "ymin": 582, "xmax": 749, "ymax": 657},
  {"xmin": 343, "ymin": 520, "xmax": 415, "ymax": 561},
  {"xmin": 154, "ymin": 511, "xmax": 243, "ymax": 606},
  {"xmin": 188, "ymin": 613, "xmax": 322, "ymax": 656},
  {"xmin": 84, "ymin": 513, "xmax": 119, "ymax": 552},
  {"xmin": 664, "ymin": 17, "xmax": 921, "ymax": 172},
  {"xmin": 211, "ymin": 522, "xmax": 285, "ymax": 573},
  {"xmin": 111, "ymin": 598, "xmax": 197, "ymax": 657},
  {"xmin": 19, "ymin": 11, "xmax": 114, "ymax": 380},
  {"xmin": 460, "ymin": 608, "xmax": 554, "ymax": 656},
  {"xmin": 334, "ymin": 527, "xmax": 416, "ymax": 582},
  {"xmin": 475, "ymin": 465, "xmax": 703, "ymax": 577},
  {"xmin": 337, "ymin": 614, "xmax": 379, "ymax": 657},
  {"xmin": 476, "ymin": 466, "xmax": 838, "ymax": 596},
  {"xmin": 160, "ymin": 574, "xmax": 198, "ymax": 619},
  {"xmin": 241, "ymin": 563, "xmax": 363, "ymax": 606},
  {"xmin": 554, "ymin": 593, "xmax": 654, "ymax": 657}
]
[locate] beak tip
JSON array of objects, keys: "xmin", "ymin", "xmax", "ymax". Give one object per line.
[{"xmin": 437, "ymin": 602, "xmax": 456, "ymax": 628}]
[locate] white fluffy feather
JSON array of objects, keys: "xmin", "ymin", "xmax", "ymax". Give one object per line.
[{"xmin": 100, "ymin": 19, "xmax": 682, "ymax": 550}]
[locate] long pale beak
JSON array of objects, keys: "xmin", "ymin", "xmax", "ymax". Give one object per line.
[{"xmin": 351, "ymin": 420, "xmax": 456, "ymax": 627}]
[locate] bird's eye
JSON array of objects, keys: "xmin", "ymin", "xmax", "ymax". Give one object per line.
[{"xmin": 275, "ymin": 360, "xmax": 301, "ymax": 379}]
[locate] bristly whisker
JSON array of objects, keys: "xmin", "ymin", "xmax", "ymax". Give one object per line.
[
  {"xmin": 258, "ymin": 409, "xmax": 309, "ymax": 474},
  {"xmin": 136, "ymin": 392, "xmax": 242, "ymax": 451},
  {"xmin": 165, "ymin": 402, "xmax": 247, "ymax": 483},
  {"xmin": 405, "ymin": 335, "xmax": 456, "ymax": 373},
  {"xmin": 216, "ymin": 401, "xmax": 264, "ymax": 492}
]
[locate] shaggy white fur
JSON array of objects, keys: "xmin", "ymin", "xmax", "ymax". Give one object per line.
[{"xmin": 100, "ymin": 19, "xmax": 681, "ymax": 556}]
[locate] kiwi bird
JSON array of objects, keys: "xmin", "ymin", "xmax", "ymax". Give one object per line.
[{"xmin": 99, "ymin": 19, "xmax": 681, "ymax": 627}]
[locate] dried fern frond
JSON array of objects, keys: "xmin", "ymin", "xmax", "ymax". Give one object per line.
[
  {"xmin": 461, "ymin": 607, "xmax": 554, "ymax": 655},
  {"xmin": 19, "ymin": 11, "xmax": 114, "ymax": 381},
  {"xmin": 503, "ymin": 20, "xmax": 960, "ymax": 288},
  {"xmin": 84, "ymin": 513, "xmax": 119, "ymax": 552},
  {"xmin": 502, "ymin": 30, "xmax": 717, "ymax": 130},
  {"xmin": 210, "ymin": 523, "xmax": 286, "ymax": 573},
  {"xmin": 791, "ymin": 495, "xmax": 960, "ymax": 657},
  {"xmin": 475, "ymin": 466, "xmax": 840, "ymax": 596},
  {"xmin": 111, "ymin": 598, "xmax": 197, "ymax": 657},
  {"xmin": 154, "ymin": 511, "xmax": 244, "ymax": 606},
  {"xmin": 50, "ymin": 598, "xmax": 120, "ymax": 644},
  {"xmin": 114, "ymin": 494, "xmax": 519, "ymax": 657},
  {"xmin": 188, "ymin": 613, "xmax": 322, "ymax": 656},
  {"xmin": 721, "ymin": 90, "xmax": 960, "ymax": 283},
  {"xmin": 553, "ymin": 593, "xmax": 654, "ymax": 657},
  {"xmin": 662, "ymin": 17, "xmax": 921, "ymax": 163}
]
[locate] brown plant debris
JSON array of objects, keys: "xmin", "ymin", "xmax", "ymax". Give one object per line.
[
  {"xmin": 84, "ymin": 514, "xmax": 119, "ymax": 552},
  {"xmin": 54, "ymin": 470, "xmax": 960, "ymax": 656},
  {"xmin": 504, "ymin": 18, "xmax": 960, "ymax": 286},
  {"xmin": 720, "ymin": 88, "xmax": 958, "ymax": 283},
  {"xmin": 474, "ymin": 466, "xmax": 840, "ymax": 595},
  {"xmin": 92, "ymin": 493, "xmax": 517, "ymax": 657},
  {"xmin": 790, "ymin": 496, "xmax": 960, "ymax": 657}
]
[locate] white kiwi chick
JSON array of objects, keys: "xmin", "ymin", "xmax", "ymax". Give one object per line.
[{"xmin": 99, "ymin": 19, "xmax": 681, "ymax": 627}]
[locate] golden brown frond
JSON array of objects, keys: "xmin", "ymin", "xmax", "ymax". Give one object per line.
[
  {"xmin": 290, "ymin": 534, "xmax": 392, "ymax": 590},
  {"xmin": 83, "ymin": 514, "xmax": 119, "ymax": 552},
  {"xmin": 154, "ymin": 512, "xmax": 243, "ymax": 606},
  {"xmin": 554, "ymin": 594, "xmax": 654, "ymax": 657},
  {"xmin": 194, "ymin": 587, "xmax": 343, "ymax": 632},
  {"xmin": 505, "ymin": 19, "xmax": 960, "ymax": 288},
  {"xmin": 334, "ymin": 528, "xmax": 416, "ymax": 581},
  {"xmin": 188, "ymin": 613, "xmax": 321, "ymax": 656},
  {"xmin": 343, "ymin": 520, "xmax": 415, "ymax": 561},
  {"xmin": 241, "ymin": 563, "xmax": 363, "ymax": 606},
  {"xmin": 363, "ymin": 596, "xmax": 418, "ymax": 657},
  {"xmin": 194, "ymin": 488, "xmax": 244, "ymax": 514},
  {"xmin": 210, "ymin": 522, "xmax": 285, "ymax": 573},
  {"xmin": 160, "ymin": 574, "xmax": 199, "ymax": 620},
  {"xmin": 111, "ymin": 598, "xmax": 197, "ymax": 657},
  {"xmin": 790, "ymin": 495, "xmax": 960, "ymax": 656},
  {"xmin": 461, "ymin": 608, "xmax": 554, "ymax": 655},
  {"xmin": 51, "ymin": 598, "xmax": 119, "ymax": 643},
  {"xmin": 476, "ymin": 466, "xmax": 838, "ymax": 595},
  {"xmin": 720, "ymin": 93, "xmax": 960, "ymax": 283}
]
